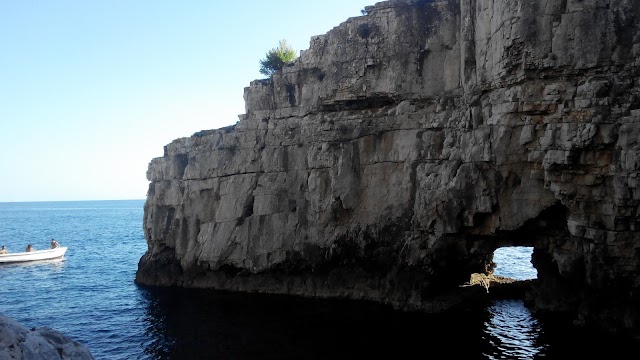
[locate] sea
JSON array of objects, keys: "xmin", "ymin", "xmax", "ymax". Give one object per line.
[{"xmin": 0, "ymin": 200, "xmax": 638, "ymax": 359}]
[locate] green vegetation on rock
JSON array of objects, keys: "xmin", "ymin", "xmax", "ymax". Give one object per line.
[{"xmin": 259, "ymin": 39, "xmax": 297, "ymax": 77}]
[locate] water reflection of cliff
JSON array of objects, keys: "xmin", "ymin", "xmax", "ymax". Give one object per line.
[
  {"xmin": 139, "ymin": 287, "xmax": 493, "ymax": 359},
  {"xmin": 139, "ymin": 287, "xmax": 640, "ymax": 359}
]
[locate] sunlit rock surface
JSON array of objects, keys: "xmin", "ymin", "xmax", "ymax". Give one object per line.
[
  {"xmin": 0, "ymin": 314, "xmax": 95, "ymax": 360},
  {"xmin": 137, "ymin": 0, "xmax": 640, "ymax": 337}
]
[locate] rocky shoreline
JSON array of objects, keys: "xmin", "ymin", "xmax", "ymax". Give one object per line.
[{"xmin": 0, "ymin": 314, "xmax": 94, "ymax": 360}]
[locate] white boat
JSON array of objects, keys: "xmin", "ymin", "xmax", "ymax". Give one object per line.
[{"xmin": 0, "ymin": 247, "xmax": 67, "ymax": 264}]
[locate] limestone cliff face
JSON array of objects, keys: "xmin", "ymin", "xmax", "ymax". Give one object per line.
[{"xmin": 137, "ymin": 0, "xmax": 640, "ymax": 336}]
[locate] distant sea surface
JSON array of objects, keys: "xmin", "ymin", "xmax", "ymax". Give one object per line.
[{"xmin": 0, "ymin": 200, "xmax": 637, "ymax": 359}]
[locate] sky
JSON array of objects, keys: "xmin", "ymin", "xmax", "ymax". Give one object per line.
[{"xmin": 0, "ymin": 0, "xmax": 375, "ymax": 202}]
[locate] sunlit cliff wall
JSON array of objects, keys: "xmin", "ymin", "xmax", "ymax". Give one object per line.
[{"xmin": 137, "ymin": 0, "xmax": 640, "ymax": 336}]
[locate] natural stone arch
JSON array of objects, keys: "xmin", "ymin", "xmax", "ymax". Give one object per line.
[{"xmin": 455, "ymin": 202, "xmax": 570, "ymax": 296}]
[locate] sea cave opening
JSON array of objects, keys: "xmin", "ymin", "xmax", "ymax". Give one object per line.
[
  {"xmin": 492, "ymin": 246, "xmax": 537, "ymax": 281},
  {"xmin": 459, "ymin": 244, "xmax": 538, "ymax": 293}
]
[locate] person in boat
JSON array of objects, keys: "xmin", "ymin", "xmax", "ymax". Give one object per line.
[
  {"xmin": 0, "ymin": 245, "xmax": 7, "ymax": 254},
  {"xmin": 25, "ymin": 244, "xmax": 34, "ymax": 252},
  {"xmin": 50, "ymin": 239, "xmax": 60, "ymax": 249}
]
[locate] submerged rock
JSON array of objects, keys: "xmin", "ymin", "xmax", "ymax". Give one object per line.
[{"xmin": 0, "ymin": 314, "xmax": 95, "ymax": 360}]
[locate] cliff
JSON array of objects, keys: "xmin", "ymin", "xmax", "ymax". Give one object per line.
[{"xmin": 136, "ymin": 0, "xmax": 640, "ymax": 337}]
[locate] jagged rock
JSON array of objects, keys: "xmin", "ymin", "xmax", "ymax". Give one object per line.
[
  {"xmin": 136, "ymin": 0, "xmax": 640, "ymax": 338},
  {"xmin": 0, "ymin": 314, "xmax": 95, "ymax": 360}
]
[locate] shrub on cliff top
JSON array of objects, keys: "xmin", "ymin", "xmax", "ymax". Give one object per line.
[{"xmin": 259, "ymin": 39, "xmax": 297, "ymax": 77}]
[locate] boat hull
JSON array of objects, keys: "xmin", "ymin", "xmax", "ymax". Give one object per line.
[{"xmin": 0, "ymin": 247, "xmax": 67, "ymax": 264}]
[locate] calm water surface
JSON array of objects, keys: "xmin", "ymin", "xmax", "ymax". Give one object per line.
[{"xmin": 0, "ymin": 200, "xmax": 637, "ymax": 359}]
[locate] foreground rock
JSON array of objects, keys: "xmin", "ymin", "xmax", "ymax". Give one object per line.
[
  {"xmin": 0, "ymin": 314, "xmax": 95, "ymax": 360},
  {"xmin": 137, "ymin": 0, "xmax": 640, "ymax": 338}
]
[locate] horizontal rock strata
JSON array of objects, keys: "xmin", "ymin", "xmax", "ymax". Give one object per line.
[{"xmin": 137, "ymin": 0, "xmax": 640, "ymax": 337}]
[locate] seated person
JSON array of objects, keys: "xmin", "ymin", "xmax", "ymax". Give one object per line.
[
  {"xmin": 0, "ymin": 245, "xmax": 7, "ymax": 254},
  {"xmin": 25, "ymin": 244, "xmax": 34, "ymax": 252},
  {"xmin": 50, "ymin": 239, "xmax": 60, "ymax": 249}
]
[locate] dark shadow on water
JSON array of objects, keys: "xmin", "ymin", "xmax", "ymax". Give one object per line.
[
  {"xmin": 137, "ymin": 286, "xmax": 640, "ymax": 359},
  {"xmin": 532, "ymin": 310, "xmax": 640, "ymax": 359},
  {"xmin": 482, "ymin": 299, "xmax": 640, "ymax": 359},
  {"xmin": 138, "ymin": 287, "xmax": 494, "ymax": 360}
]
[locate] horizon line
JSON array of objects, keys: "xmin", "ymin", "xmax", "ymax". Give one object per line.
[{"xmin": 0, "ymin": 198, "xmax": 146, "ymax": 204}]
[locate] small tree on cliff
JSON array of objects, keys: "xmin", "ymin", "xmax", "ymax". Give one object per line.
[{"xmin": 259, "ymin": 39, "xmax": 297, "ymax": 77}]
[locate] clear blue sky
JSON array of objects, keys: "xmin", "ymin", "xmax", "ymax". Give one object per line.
[{"xmin": 0, "ymin": 1, "xmax": 375, "ymax": 202}]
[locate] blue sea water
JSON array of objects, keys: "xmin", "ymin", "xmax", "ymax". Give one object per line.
[
  {"xmin": 493, "ymin": 247, "xmax": 538, "ymax": 280},
  {"xmin": 0, "ymin": 200, "xmax": 638, "ymax": 359}
]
